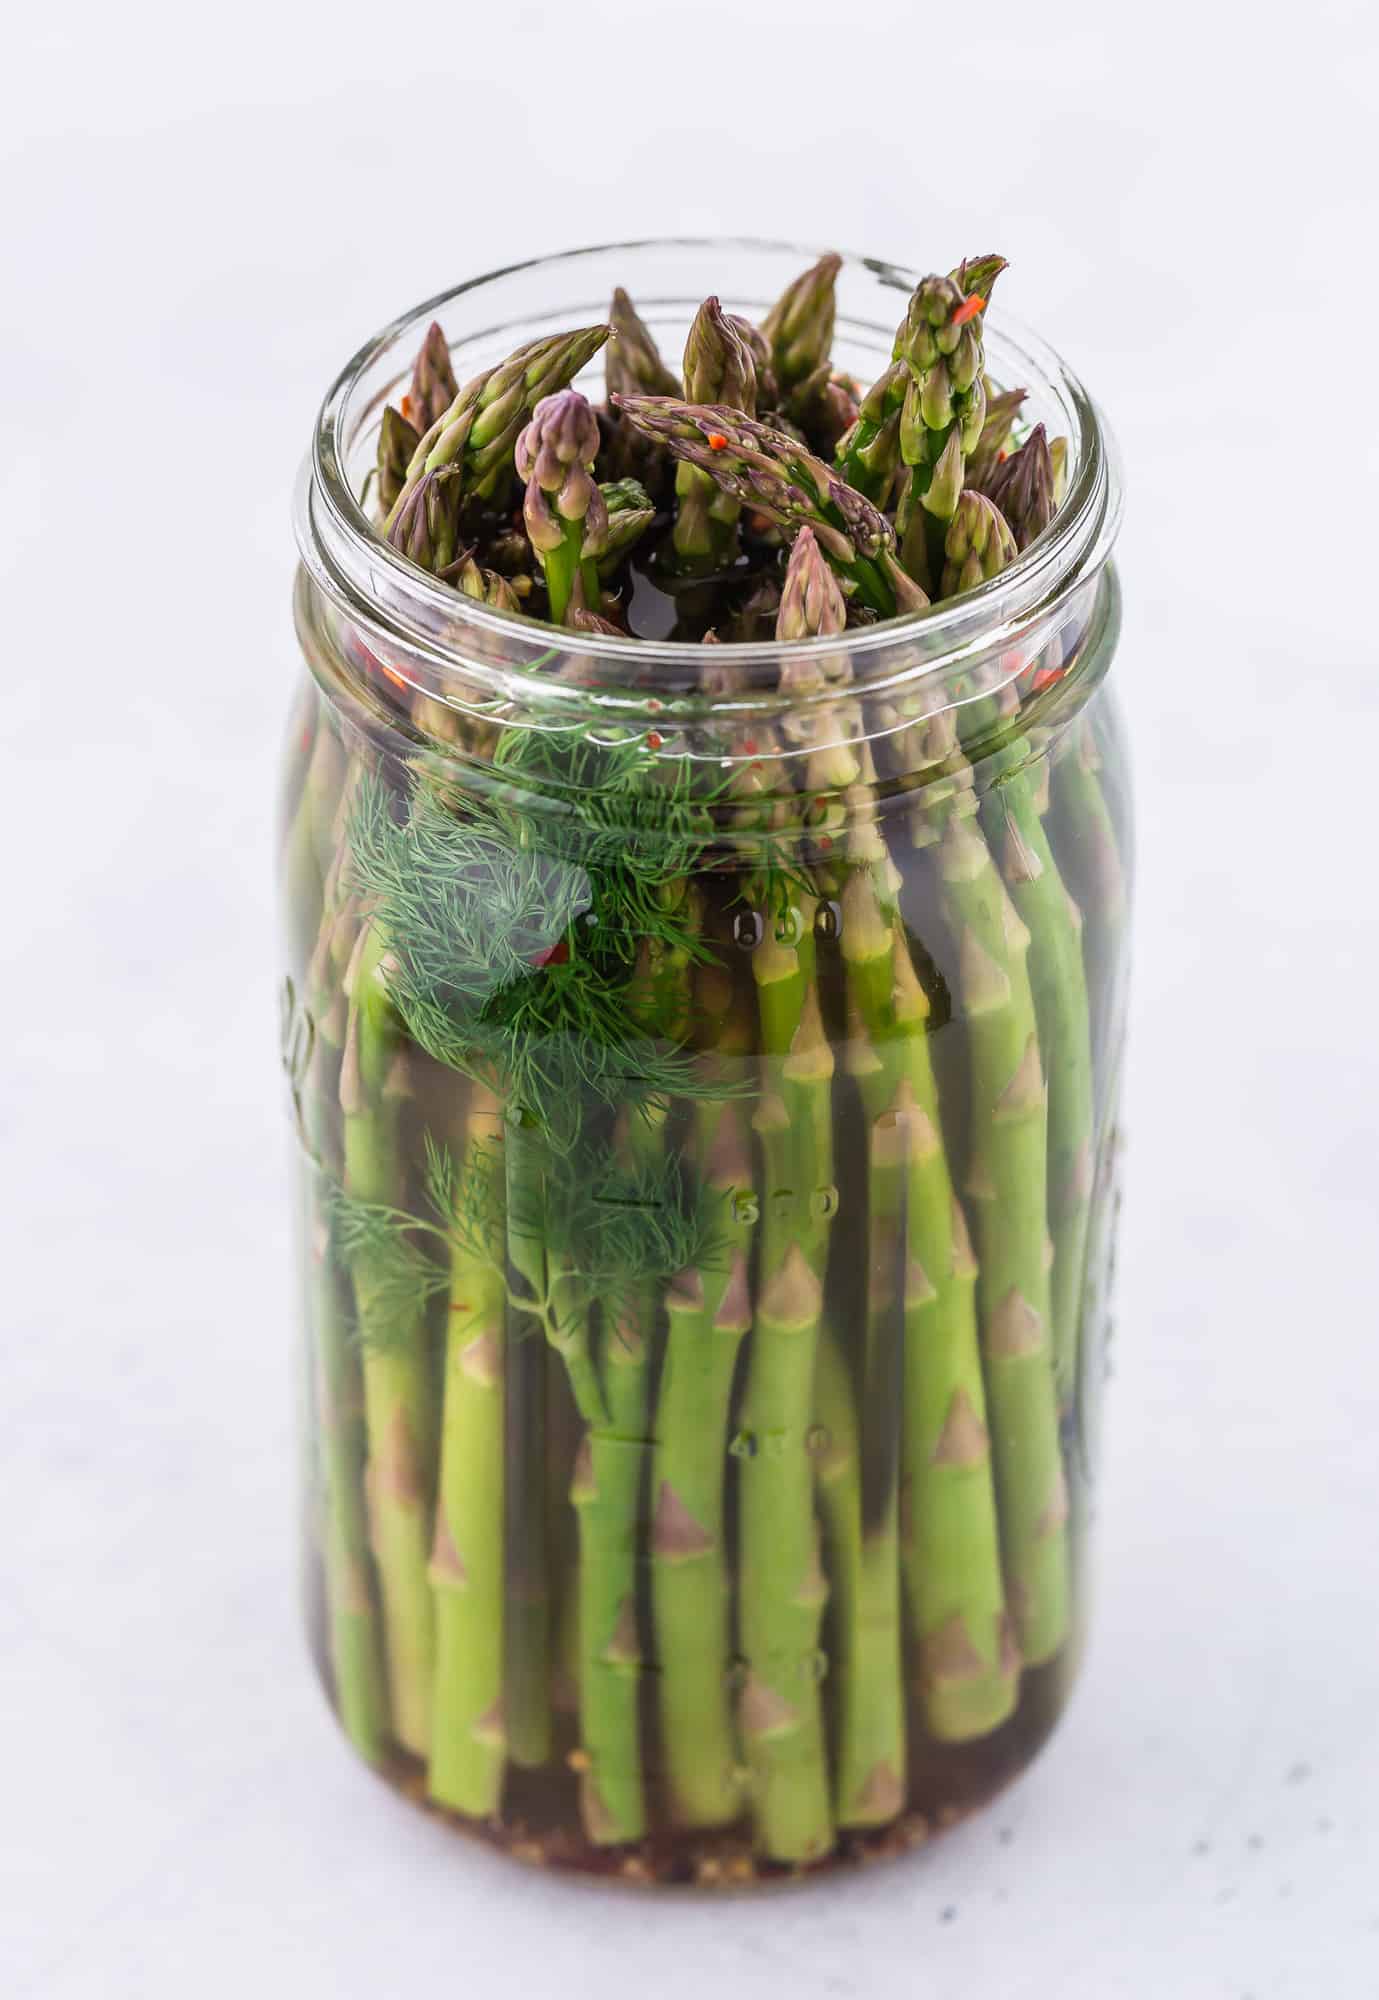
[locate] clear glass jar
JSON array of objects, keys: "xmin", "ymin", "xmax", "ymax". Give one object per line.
[{"xmin": 284, "ymin": 240, "xmax": 1129, "ymax": 1884}]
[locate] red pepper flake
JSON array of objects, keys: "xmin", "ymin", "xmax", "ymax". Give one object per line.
[
  {"xmin": 449, "ymin": 1301, "xmax": 471, "ymax": 1312},
  {"xmin": 1031, "ymin": 666, "xmax": 1066, "ymax": 693},
  {"xmin": 741, "ymin": 737, "xmax": 758, "ymax": 755},
  {"xmin": 530, "ymin": 937, "xmax": 570, "ymax": 969},
  {"xmin": 952, "ymin": 295, "xmax": 986, "ymax": 327},
  {"xmin": 380, "ymin": 664, "xmax": 408, "ymax": 690},
  {"xmin": 647, "ymin": 730, "xmax": 663, "ymax": 749},
  {"xmin": 706, "ymin": 432, "xmax": 729, "ymax": 451},
  {"xmin": 997, "ymin": 448, "xmax": 1008, "ymax": 462},
  {"xmin": 817, "ymin": 834, "xmax": 833, "ymax": 852}
]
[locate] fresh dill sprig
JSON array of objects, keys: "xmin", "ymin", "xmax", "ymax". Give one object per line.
[
  {"xmin": 347, "ymin": 737, "xmax": 740, "ymax": 1153},
  {"xmin": 322, "ymin": 1179, "xmax": 449, "ymax": 1351}
]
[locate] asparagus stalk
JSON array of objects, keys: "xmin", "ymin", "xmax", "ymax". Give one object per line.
[
  {"xmin": 310, "ymin": 1218, "xmax": 391, "ymax": 1763},
  {"xmin": 967, "ymin": 385, "xmax": 1028, "ymax": 491},
  {"xmin": 570, "ymin": 1286, "xmax": 649, "ymax": 1845},
  {"xmin": 983, "ymin": 731, "xmax": 1095, "ymax": 1413},
  {"xmin": 894, "ymin": 271, "xmax": 995, "ymax": 589},
  {"xmin": 376, "ymin": 405, "xmax": 421, "ymax": 518},
  {"xmin": 650, "ymin": 1064, "xmax": 755, "ymax": 1830},
  {"xmin": 612, "ymin": 396, "xmax": 926, "ymax": 616},
  {"xmin": 738, "ymin": 909, "xmax": 835, "ymax": 1863},
  {"xmin": 339, "ymin": 920, "xmax": 437, "ymax": 1754},
  {"xmin": 385, "ymin": 324, "xmax": 610, "ymax": 532},
  {"xmin": 302, "ymin": 1001, "xmax": 390, "ymax": 1765},
  {"xmin": 606, "ymin": 287, "xmax": 681, "ymax": 400},
  {"xmin": 428, "ymin": 1092, "xmax": 509, "ymax": 1817},
  {"xmin": 515, "ymin": 389, "xmax": 610, "ymax": 626},
  {"xmin": 406, "ymin": 320, "xmax": 459, "ymax": 431},
  {"xmin": 834, "ymin": 359, "xmax": 908, "ymax": 506},
  {"xmin": 596, "ymin": 477, "xmax": 656, "ymax": 578},
  {"xmin": 603, "ymin": 288, "xmax": 680, "ymax": 491},
  {"xmin": 985, "ymin": 423, "xmax": 1055, "ymax": 550},
  {"xmin": 386, "ymin": 465, "xmax": 461, "ymax": 576},
  {"xmin": 934, "ymin": 803, "xmax": 1071, "ymax": 1665},
  {"xmin": 813, "ymin": 578, "xmax": 1013, "ymax": 1740},
  {"xmin": 940, "ymin": 489, "xmax": 1018, "ymax": 599},
  {"xmin": 674, "ymin": 297, "xmax": 758, "ymax": 567},
  {"xmin": 761, "ymin": 252, "xmax": 841, "ymax": 427}
]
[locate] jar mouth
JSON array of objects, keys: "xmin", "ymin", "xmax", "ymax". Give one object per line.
[{"xmin": 296, "ymin": 236, "xmax": 1123, "ymax": 714}]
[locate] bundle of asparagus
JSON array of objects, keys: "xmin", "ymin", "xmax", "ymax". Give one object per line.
[{"xmin": 284, "ymin": 249, "xmax": 1129, "ymax": 1882}]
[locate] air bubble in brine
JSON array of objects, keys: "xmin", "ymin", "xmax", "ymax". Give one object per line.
[
  {"xmin": 732, "ymin": 909, "xmax": 764, "ymax": 951},
  {"xmin": 729, "ymin": 1430, "xmax": 758, "ymax": 1460},
  {"xmin": 814, "ymin": 899, "xmax": 842, "ymax": 942}
]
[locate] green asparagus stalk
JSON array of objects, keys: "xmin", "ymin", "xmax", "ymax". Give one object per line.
[
  {"xmin": 570, "ymin": 1285, "xmax": 649, "ymax": 1845},
  {"xmin": 376, "ymin": 406, "xmax": 421, "ymax": 518},
  {"xmin": 339, "ymin": 920, "xmax": 437, "ymax": 1754},
  {"xmin": 450, "ymin": 550, "xmax": 525, "ymax": 612},
  {"xmin": 761, "ymin": 252, "xmax": 841, "ymax": 427},
  {"xmin": 596, "ymin": 477, "xmax": 656, "ymax": 578},
  {"xmin": 385, "ymin": 324, "xmax": 610, "ymax": 533},
  {"xmin": 894, "ymin": 272, "xmax": 995, "ymax": 589},
  {"xmin": 738, "ymin": 911, "xmax": 835, "ymax": 1863},
  {"xmin": 984, "ymin": 754, "xmax": 1094, "ymax": 1412},
  {"xmin": 934, "ymin": 804, "xmax": 1070, "ymax": 1665},
  {"xmin": 428, "ymin": 1091, "xmax": 509, "ymax": 1817},
  {"xmin": 940, "ymin": 489, "xmax": 1018, "ymax": 599},
  {"xmin": 310, "ymin": 1217, "xmax": 391, "ymax": 1763},
  {"xmin": 674, "ymin": 298, "xmax": 758, "ymax": 566},
  {"xmin": 833, "ymin": 359, "xmax": 908, "ymax": 506},
  {"xmin": 515, "ymin": 389, "xmax": 610, "ymax": 626},
  {"xmin": 302, "ymin": 997, "xmax": 390, "ymax": 1765},
  {"xmin": 967, "ymin": 385, "xmax": 1028, "ymax": 491},
  {"xmin": 386, "ymin": 465, "xmax": 462, "ymax": 576},
  {"xmin": 606, "ymin": 288, "xmax": 681, "ymax": 400},
  {"xmin": 985, "ymin": 423, "xmax": 1055, "ymax": 550},
  {"xmin": 650, "ymin": 1052, "xmax": 755, "ymax": 1830},
  {"xmin": 612, "ymin": 396, "xmax": 926, "ymax": 617},
  {"xmin": 825, "ymin": 657, "xmax": 1015, "ymax": 1739},
  {"xmin": 407, "ymin": 320, "xmax": 459, "ymax": 431}
]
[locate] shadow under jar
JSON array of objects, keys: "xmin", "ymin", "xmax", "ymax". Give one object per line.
[{"xmin": 283, "ymin": 239, "xmax": 1129, "ymax": 1886}]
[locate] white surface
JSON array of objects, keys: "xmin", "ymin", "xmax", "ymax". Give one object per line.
[{"xmin": 4, "ymin": 4, "xmax": 1378, "ymax": 1995}]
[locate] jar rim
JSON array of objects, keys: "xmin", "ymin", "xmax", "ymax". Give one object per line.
[{"xmin": 296, "ymin": 236, "xmax": 1123, "ymax": 712}]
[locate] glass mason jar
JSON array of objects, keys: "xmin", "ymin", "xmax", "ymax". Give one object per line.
[{"xmin": 284, "ymin": 240, "xmax": 1128, "ymax": 1884}]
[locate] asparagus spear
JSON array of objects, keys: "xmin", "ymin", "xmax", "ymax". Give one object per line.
[
  {"xmin": 596, "ymin": 477, "xmax": 656, "ymax": 578},
  {"xmin": 674, "ymin": 297, "xmax": 758, "ymax": 566},
  {"xmin": 339, "ymin": 921, "xmax": 437, "ymax": 1755},
  {"xmin": 940, "ymin": 489, "xmax": 1018, "ymax": 599},
  {"xmin": 606, "ymin": 287, "xmax": 681, "ymax": 400},
  {"xmin": 603, "ymin": 288, "xmax": 680, "ymax": 491},
  {"xmin": 386, "ymin": 466, "xmax": 462, "ymax": 576},
  {"xmin": 834, "ymin": 359, "xmax": 908, "ymax": 506},
  {"xmin": 428, "ymin": 1092, "xmax": 509, "ymax": 1816},
  {"xmin": 515, "ymin": 389, "xmax": 610, "ymax": 626},
  {"xmin": 612, "ymin": 396, "xmax": 926, "ymax": 616},
  {"xmin": 650, "ymin": 992, "xmax": 756, "ymax": 1832},
  {"xmin": 738, "ymin": 901, "xmax": 836, "ymax": 1862},
  {"xmin": 985, "ymin": 423, "xmax": 1055, "ymax": 550},
  {"xmin": 783, "ymin": 516, "xmax": 1014, "ymax": 1742},
  {"xmin": 761, "ymin": 252, "xmax": 842, "ymax": 427},
  {"xmin": 930, "ymin": 789, "xmax": 1071, "ymax": 1666},
  {"xmin": 385, "ymin": 324, "xmax": 610, "ymax": 533},
  {"xmin": 967, "ymin": 385, "xmax": 1028, "ymax": 492},
  {"xmin": 894, "ymin": 272, "xmax": 995, "ymax": 590},
  {"xmin": 376, "ymin": 405, "xmax": 421, "ymax": 518},
  {"xmin": 406, "ymin": 320, "xmax": 460, "ymax": 431}
]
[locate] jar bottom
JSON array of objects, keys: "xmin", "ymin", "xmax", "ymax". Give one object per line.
[{"xmin": 313, "ymin": 1649, "xmax": 1078, "ymax": 1888}]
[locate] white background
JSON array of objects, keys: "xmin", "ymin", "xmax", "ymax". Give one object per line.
[{"xmin": 4, "ymin": 3, "xmax": 1378, "ymax": 1994}]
